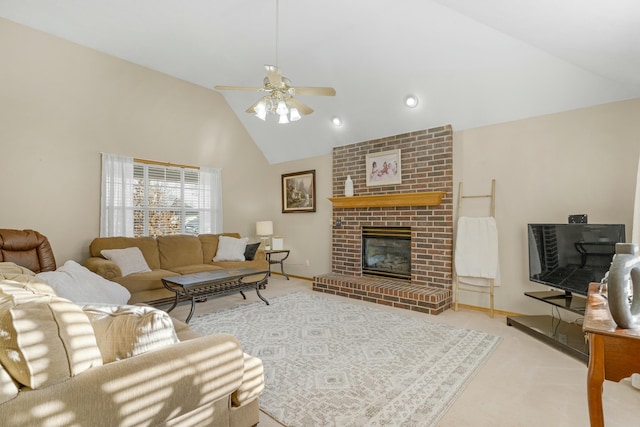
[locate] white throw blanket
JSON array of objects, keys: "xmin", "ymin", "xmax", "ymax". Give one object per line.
[{"xmin": 455, "ymin": 216, "xmax": 500, "ymax": 287}]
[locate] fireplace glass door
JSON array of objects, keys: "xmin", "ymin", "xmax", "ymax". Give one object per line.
[{"xmin": 362, "ymin": 226, "xmax": 411, "ymax": 280}]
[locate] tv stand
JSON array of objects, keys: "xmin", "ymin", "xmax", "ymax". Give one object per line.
[{"xmin": 507, "ymin": 291, "xmax": 588, "ymax": 363}]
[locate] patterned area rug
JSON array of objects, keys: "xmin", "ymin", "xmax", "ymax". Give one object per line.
[{"xmin": 190, "ymin": 292, "xmax": 501, "ymax": 427}]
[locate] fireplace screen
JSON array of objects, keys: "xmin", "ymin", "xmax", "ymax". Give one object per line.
[{"xmin": 362, "ymin": 226, "xmax": 411, "ymax": 280}]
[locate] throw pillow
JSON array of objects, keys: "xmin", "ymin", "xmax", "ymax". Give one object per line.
[
  {"xmin": 36, "ymin": 260, "xmax": 131, "ymax": 305},
  {"xmin": 0, "ymin": 296, "xmax": 103, "ymax": 389},
  {"xmin": 0, "ymin": 262, "xmax": 36, "ymax": 276},
  {"xmin": 244, "ymin": 242, "xmax": 261, "ymax": 261},
  {"xmin": 101, "ymin": 247, "xmax": 152, "ymax": 277},
  {"xmin": 213, "ymin": 236, "xmax": 249, "ymax": 262},
  {"xmin": 0, "ymin": 275, "xmax": 57, "ymax": 298},
  {"xmin": 81, "ymin": 304, "xmax": 179, "ymax": 363}
]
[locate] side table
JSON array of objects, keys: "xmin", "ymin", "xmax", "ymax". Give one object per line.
[
  {"xmin": 265, "ymin": 249, "xmax": 290, "ymax": 280},
  {"xmin": 583, "ymin": 282, "xmax": 640, "ymax": 426}
]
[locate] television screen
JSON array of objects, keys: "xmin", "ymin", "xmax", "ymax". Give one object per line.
[{"xmin": 527, "ymin": 223, "xmax": 625, "ymax": 296}]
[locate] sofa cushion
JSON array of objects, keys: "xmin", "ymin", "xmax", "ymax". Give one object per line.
[
  {"xmin": 168, "ymin": 264, "xmax": 223, "ymax": 275},
  {"xmin": 0, "ymin": 261, "xmax": 36, "ymax": 277},
  {"xmin": 0, "ymin": 294, "xmax": 103, "ymax": 389},
  {"xmin": 0, "ymin": 265, "xmax": 57, "ymax": 297},
  {"xmin": 101, "ymin": 247, "xmax": 152, "ymax": 277},
  {"xmin": 90, "ymin": 236, "xmax": 161, "ymax": 270},
  {"xmin": 213, "ymin": 236, "xmax": 249, "ymax": 262},
  {"xmin": 81, "ymin": 304, "xmax": 179, "ymax": 363},
  {"xmin": 157, "ymin": 235, "xmax": 204, "ymax": 270},
  {"xmin": 36, "ymin": 260, "xmax": 131, "ymax": 305},
  {"xmin": 0, "ymin": 362, "xmax": 19, "ymax": 404}
]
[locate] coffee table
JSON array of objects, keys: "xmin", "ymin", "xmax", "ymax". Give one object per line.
[{"xmin": 161, "ymin": 267, "xmax": 269, "ymax": 323}]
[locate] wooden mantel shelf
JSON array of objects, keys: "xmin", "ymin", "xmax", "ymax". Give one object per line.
[{"xmin": 328, "ymin": 191, "xmax": 446, "ymax": 208}]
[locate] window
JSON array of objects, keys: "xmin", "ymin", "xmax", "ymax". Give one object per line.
[{"xmin": 100, "ymin": 153, "xmax": 222, "ymax": 237}]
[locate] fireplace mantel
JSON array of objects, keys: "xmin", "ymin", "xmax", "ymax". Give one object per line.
[{"xmin": 328, "ymin": 191, "xmax": 445, "ymax": 208}]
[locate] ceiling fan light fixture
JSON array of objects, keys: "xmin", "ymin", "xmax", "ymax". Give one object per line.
[
  {"xmin": 276, "ymin": 100, "xmax": 289, "ymax": 116},
  {"xmin": 255, "ymin": 101, "xmax": 267, "ymax": 120},
  {"xmin": 278, "ymin": 113, "xmax": 290, "ymax": 124},
  {"xmin": 290, "ymin": 107, "xmax": 301, "ymax": 122},
  {"xmin": 332, "ymin": 116, "xmax": 343, "ymax": 127},
  {"xmin": 404, "ymin": 95, "xmax": 419, "ymax": 108}
]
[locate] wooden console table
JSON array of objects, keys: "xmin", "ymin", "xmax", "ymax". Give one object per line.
[{"xmin": 583, "ymin": 282, "xmax": 640, "ymax": 427}]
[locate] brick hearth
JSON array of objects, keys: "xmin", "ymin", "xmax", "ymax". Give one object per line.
[{"xmin": 312, "ymin": 125, "xmax": 454, "ymax": 315}]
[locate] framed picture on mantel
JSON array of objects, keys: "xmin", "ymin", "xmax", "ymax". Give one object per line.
[
  {"xmin": 282, "ymin": 170, "xmax": 316, "ymax": 213},
  {"xmin": 366, "ymin": 149, "xmax": 401, "ymax": 186}
]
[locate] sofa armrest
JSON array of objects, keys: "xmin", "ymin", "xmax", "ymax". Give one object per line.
[
  {"xmin": 254, "ymin": 249, "xmax": 266, "ymax": 261},
  {"xmin": 0, "ymin": 334, "xmax": 246, "ymax": 426},
  {"xmin": 232, "ymin": 353, "xmax": 265, "ymax": 407},
  {"xmin": 84, "ymin": 256, "xmax": 122, "ymax": 280}
]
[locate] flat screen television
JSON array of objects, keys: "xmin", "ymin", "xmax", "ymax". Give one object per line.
[{"xmin": 527, "ymin": 223, "xmax": 625, "ymax": 296}]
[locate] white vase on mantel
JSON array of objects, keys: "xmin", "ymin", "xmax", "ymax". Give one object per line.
[{"xmin": 344, "ymin": 175, "xmax": 354, "ymax": 197}]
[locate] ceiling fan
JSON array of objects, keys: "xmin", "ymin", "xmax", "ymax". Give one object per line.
[
  {"xmin": 214, "ymin": 0, "xmax": 335, "ymax": 124},
  {"xmin": 215, "ymin": 65, "xmax": 336, "ymax": 123}
]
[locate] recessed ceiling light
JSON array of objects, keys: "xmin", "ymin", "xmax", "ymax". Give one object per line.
[
  {"xmin": 332, "ymin": 116, "xmax": 343, "ymax": 126},
  {"xmin": 404, "ymin": 95, "xmax": 419, "ymax": 108}
]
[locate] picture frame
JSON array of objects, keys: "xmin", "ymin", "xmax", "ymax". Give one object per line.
[
  {"xmin": 282, "ymin": 170, "xmax": 316, "ymax": 213},
  {"xmin": 366, "ymin": 149, "xmax": 402, "ymax": 186}
]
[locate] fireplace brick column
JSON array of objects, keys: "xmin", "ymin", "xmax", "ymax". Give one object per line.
[{"xmin": 314, "ymin": 125, "xmax": 453, "ymax": 315}]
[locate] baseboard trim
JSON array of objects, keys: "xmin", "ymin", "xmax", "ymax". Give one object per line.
[
  {"xmin": 455, "ymin": 302, "xmax": 520, "ymax": 317},
  {"xmin": 270, "ymin": 272, "xmax": 314, "ymax": 281}
]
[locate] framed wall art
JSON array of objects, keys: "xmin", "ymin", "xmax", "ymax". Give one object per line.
[
  {"xmin": 282, "ymin": 170, "xmax": 316, "ymax": 213},
  {"xmin": 366, "ymin": 149, "xmax": 401, "ymax": 186}
]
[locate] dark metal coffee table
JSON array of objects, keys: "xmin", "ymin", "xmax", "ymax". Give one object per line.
[{"xmin": 161, "ymin": 267, "xmax": 269, "ymax": 323}]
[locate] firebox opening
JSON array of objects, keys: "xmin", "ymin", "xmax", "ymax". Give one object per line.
[{"xmin": 362, "ymin": 226, "xmax": 411, "ymax": 281}]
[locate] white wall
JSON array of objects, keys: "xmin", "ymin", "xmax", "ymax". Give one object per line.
[{"xmin": 261, "ymin": 155, "xmax": 333, "ymax": 279}]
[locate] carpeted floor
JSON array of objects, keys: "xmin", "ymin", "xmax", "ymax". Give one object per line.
[{"xmin": 190, "ymin": 292, "xmax": 501, "ymax": 427}]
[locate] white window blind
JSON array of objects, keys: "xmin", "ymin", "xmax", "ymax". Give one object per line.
[{"xmin": 100, "ymin": 153, "xmax": 222, "ymax": 237}]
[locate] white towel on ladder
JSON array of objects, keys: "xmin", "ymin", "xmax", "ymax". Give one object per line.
[{"xmin": 455, "ymin": 216, "xmax": 500, "ymax": 286}]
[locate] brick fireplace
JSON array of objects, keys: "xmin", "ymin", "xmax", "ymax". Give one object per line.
[{"xmin": 312, "ymin": 125, "xmax": 453, "ymax": 314}]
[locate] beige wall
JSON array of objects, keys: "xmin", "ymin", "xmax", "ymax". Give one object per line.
[
  {"xmin": 454, "ymin": 98, "xmax": 640, "ymax": 314},
  {"xmin": 0, "ymin": 18, "xmax": 272, "ymax": 262},
  {"xmin": 264, "ymin": 156, "xmax": 333, "ymax": 279},
  {"xmin": 3, "ymin": 18, "xmax": 640, "ymax": 315}
]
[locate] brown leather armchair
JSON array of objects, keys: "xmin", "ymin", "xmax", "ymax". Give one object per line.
[{"xmin": 0, "ymin": 228, "xmax": 56, "ymax": 273}]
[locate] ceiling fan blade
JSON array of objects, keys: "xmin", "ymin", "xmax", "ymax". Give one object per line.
[
  {"xmin": 294, "ymin": 87, "xmax": 336, "ymax": 96},
  {"xmin": 265, "ymin": 65, "xmax": 283, "ymax": 87},
  {"xmin": 214, "ymin": 85, "xmax": 263, "ymax": 91},
  {"xmin": 288, "ymin": 97, "xmax": 314, "ymax": 115}
]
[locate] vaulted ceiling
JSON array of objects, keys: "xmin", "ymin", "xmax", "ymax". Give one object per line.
[{"xmin": 1, "ymin": 1, "xmax": 639, "ymax": 164}]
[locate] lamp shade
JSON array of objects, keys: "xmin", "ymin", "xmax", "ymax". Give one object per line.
[{"xmin": 256, "ymin": 221, "xmax": 273, "ymax": 236}]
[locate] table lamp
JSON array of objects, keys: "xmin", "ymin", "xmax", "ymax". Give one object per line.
[{"xmin": 256, "ymin": 221, "xmax": 273, "ymax": 250}]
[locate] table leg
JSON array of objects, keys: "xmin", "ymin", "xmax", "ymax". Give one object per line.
[
  {"xmin": 254, "ymin": 274, "xmax": 270, "ymax": 305},
  {"xmin": 266, "ymin": 253, "xmax": 273, "ymax": 277},
  {"xmin": 185, "ymin": 298, "xmax": 197, "ymax": 324},
  {"xmin": 163, "ymin": 279, "xmax": 179, "ymax": 313},
  {"xmin": 587, "ymin": 333, "xmax": 605, "ymax": 427},
  {"xmin": 279, "ymin": 261, "xmax": 289, "ymax": 280}
]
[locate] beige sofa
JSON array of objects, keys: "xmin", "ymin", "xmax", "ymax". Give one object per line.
[
  {"xmin": 0, "ymin": 261, "xmax": 264, "ymax": 427},
  {"xmin": 84, "ymin": 233, "xmax": 268, "ymax": 305}
]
